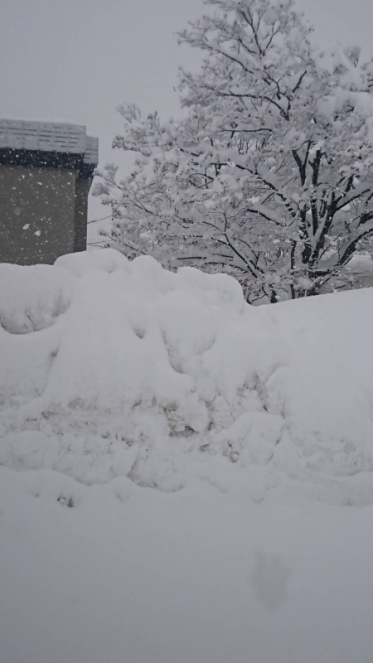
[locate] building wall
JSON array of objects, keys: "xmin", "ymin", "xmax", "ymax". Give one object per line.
[
  {"xmin": 0, "ymin": 165, "xmax": 78, "ymax": 265},
  {"xmin": 74, "ymin": 177, "xmax": 90, "ymax": 253}
]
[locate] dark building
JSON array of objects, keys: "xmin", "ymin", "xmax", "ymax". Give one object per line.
[{"xmin": 0, "ymin": 119, "xmax": 98, "ymax": 265}]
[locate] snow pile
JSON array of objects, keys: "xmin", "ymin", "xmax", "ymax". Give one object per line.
[
  {"xmin": 1, "ymin": 249, "xmax": 373, "ymax": 504},
  {"xmin": 0, "ymin": 262, "xmax": 73, "ymax": 334},
  {"xmin": 2, "ymin": 249, "xmax": 373, "ymax": 663}
]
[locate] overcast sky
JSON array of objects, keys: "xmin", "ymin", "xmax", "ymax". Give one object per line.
[{"xmin": 1, "ymin": 0, "xmax": 373, "ymax": 228}]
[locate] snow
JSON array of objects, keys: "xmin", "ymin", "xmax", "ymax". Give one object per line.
[
  {"xmin": 2, "ymin": 249, "xmax": 373, "ymax": 662},
  {"xmin": 1, "ymin": 466, "xmax": 373, "ymax": 663},
  {"xmin": 347, "ymin": 252, "xmax": 373, "ymax": 273},
  {"xmin": 2, "ymin": 248, "xmax": 373, "ymax": 501},
  {"xmin": 0, "ymin": 262, "xmax": 74, "ymax": 334}
]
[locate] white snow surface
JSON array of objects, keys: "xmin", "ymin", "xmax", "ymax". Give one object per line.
[
  {"xmin": 1, "ymin": 248, "xmax": 373, "ymax": 504},
  {"xmin": 1, "ymin": 249, "xmax": 373, "ymax": 662}
]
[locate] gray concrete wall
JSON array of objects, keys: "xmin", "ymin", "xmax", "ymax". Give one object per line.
[
  {"xmin": 0, "ymin": 165, "xmax": 78, "ymax": 265},
  {"xmin": 74, "ymin": 177, "xmax": 91, "ymax": 253}
]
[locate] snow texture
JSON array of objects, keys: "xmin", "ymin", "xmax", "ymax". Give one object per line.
[
  {"xmin": 2, "ymin": 249, "xmax": 373, "ymax": 663},
  {"xmin": 1, "ymin": 463, "xmax": 373, "ymax": 663},
  {"xmin": 1, "ymin": 248, "xmax": 373, "ymax": 505}
]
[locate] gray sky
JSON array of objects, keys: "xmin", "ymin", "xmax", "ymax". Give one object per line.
[{"xmin": 1, "ymin": 0, "xmax": 373, "ymax": 230}]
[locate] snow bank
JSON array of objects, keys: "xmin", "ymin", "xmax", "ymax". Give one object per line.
[
  {"xmin": 2, "ymin": 249, "xmax": 373, "ymax": 663},
  {"xmin": 1, "ymin": 249, "xmax": 373, "ymax": 504}
]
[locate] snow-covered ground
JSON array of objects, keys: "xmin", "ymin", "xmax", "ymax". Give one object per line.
[{"xmin": 1, "ymin": 249, "xmax": 373, "ymax": 662}]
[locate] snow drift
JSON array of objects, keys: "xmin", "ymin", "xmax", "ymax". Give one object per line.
[
  {"xmin": 2, "ymin": 249, "xmax": 373, "ymax": 663},
  {"xmin": 1, "ymin": 248, "xmax": 373, "ymax": 504}
]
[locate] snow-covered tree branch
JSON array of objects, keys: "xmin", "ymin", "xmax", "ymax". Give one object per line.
[{"xmin": 94, "ymin": 0, "xmax": 373, "ymax": 302}]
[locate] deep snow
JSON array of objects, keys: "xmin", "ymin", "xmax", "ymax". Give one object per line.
[{"xmin": 1, "ymin": 249, "xmax": 373, "ymax": 662}]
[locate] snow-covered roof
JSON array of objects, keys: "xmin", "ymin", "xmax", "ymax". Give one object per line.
[{"xmin": 0, "ymin": 119, "xmax": 98, "ymax": 165}]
